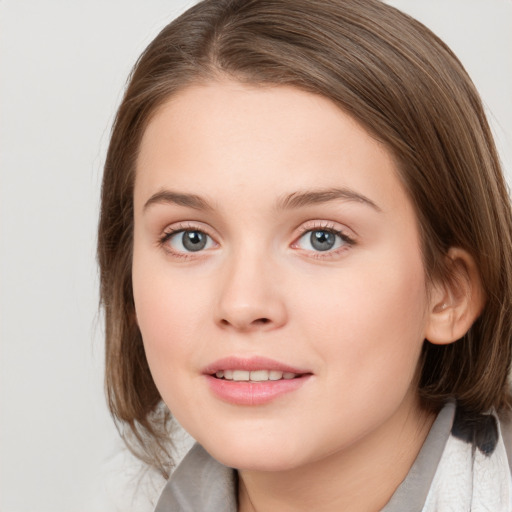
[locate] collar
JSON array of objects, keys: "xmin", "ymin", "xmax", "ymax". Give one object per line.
[{"xmin": 154, "ymin": 443, "xmax": 237, "ymax": 512}]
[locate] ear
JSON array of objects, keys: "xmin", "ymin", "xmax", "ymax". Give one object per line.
[{"xmin": 425, "ymin": 248, "xmax": 485, "ymax": 345}]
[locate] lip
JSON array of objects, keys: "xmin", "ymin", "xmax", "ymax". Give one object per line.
[
  {"xmin": 203, "ymin": 356, "xmax": 312, "ymax": 406},
  {"xmin": 203, "ymin": 356, "xmax": 310, "ymax": 375}
]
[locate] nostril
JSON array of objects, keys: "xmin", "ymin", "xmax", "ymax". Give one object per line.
[{"xmin": 219, "ymin": 317, "xmax": 271, "ymax": 328}]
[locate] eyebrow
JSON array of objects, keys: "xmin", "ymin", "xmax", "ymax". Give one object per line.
[
  {"xmin": 143, "ymin": 186, "xmax": 381, "ymax": 213},
  {"xmin": 143, "ymin": 190, "xmax": 214, "ymax": 211},
  {"xmin": 277, "ymin": 187, "xmax": 381, "ymax": 212}
]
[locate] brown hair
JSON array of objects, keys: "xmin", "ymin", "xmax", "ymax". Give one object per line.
[{"xmin": 98, "ymin": 0, "xmax": 512, "ymax": 477}]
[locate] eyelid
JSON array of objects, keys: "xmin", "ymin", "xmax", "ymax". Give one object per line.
[{"xmin": 294, "ymin": 220, "xmax": 357, "ymax": 241}]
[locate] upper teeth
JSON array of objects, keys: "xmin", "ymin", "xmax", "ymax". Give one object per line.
[{"xmin": 215, "ymin": 370, "xmax": 298, "ymax": 381}]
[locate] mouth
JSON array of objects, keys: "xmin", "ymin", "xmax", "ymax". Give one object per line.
[
  {"xmin": 203, "ymin": 356, "xmax": 312, "ymax": 405},
  {"xmin": 212, "ymin": 369, "xmax": 303, "ymax": 381}
]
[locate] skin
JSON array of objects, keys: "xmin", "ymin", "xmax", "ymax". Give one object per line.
[{"xmin": 132, "ymin": 80, "xmax": 445, "ymax": 511}]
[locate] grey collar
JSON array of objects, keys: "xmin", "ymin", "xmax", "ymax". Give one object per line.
[
  {"xmin": 381, "ymin": 401, "xmax": 455, "ymax": 512},
  {"xmin": 154, "ymin": 443, "xmax": 237, "ymax": 512}
]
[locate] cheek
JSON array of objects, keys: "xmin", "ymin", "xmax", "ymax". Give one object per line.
[
  {"xmin": 286, "ymin": 256, "xmax": 429, "ymax": 446},
  {"xmin": 295, "ymin": 250, "xmax": 428, "ymax": 383},
  {"xmin": 135, "ymin": 278, "xmax": 203, "ymax": 338},
  {"xmin": 132, "ymin": 252, "xmax": 206, "ymax": 399},
  {"xmin": 134, "ymin": 281, "xmax": 209, "ymax": 424}
]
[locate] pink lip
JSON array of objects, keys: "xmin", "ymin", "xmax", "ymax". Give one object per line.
[
  {"xmin": 203, "ymin": 356, "xmax": 312, "ymax": 406},
  {"xmin": 203, "ymin": 356, "xmax": 309, "ymax": 375}
]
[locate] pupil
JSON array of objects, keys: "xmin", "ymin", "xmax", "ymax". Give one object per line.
[
  {"xmin": 182, "ymin": 231, "xmax": 207, "ymax": 251},
  {"xmin": 310, "ymin": 230, "xmax": 335, "ymax": 251}
]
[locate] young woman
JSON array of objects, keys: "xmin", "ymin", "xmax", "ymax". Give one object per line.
[{"xmin": 98, "ymin": 1, "xmax": 512, "ymax": 510}]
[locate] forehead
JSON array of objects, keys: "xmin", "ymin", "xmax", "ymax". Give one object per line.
[{"xmin": 134, "ymin": 80, "xmax": 409, "ymax": 217}]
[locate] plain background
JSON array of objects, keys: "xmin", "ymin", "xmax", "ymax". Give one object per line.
[{"xmin": 1, "ymin": 1, "xmax": 511, "ymax": 511}]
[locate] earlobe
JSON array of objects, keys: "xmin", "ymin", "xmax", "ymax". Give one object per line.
[{"xmin": 425, "ymin": 248, "xmax": 485, "ymax": 345}]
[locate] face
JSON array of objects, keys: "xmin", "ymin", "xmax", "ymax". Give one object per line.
[{"xmin": 132, "ymin": 81, "xmax": 433, "ymax": 471}]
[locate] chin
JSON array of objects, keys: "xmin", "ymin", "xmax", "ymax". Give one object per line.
[
  {"xmin": 197, "ymin": 431, "xmax": 311, "ymax": 472},
  {"xmin": 211, "ymin": 448, "xmax": 305, "ymax": 472}
]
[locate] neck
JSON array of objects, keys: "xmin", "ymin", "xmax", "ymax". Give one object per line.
[{"xmin": 237, "ymin": 395, "xmax": 435, "ymax": 512}]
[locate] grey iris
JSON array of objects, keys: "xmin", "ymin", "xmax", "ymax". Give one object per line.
[
  {"xmin": 182, "ymin": 231, "xmax": 207, "ymax": 251},
  {"xmin": 311, "ymin": 230, "xmax": 336, "ymax": 251}
]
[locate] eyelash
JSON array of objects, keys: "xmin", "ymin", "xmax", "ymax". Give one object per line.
[{"xmin": 158, "ymin": 221, "xmax": 356, "ymax": 260}]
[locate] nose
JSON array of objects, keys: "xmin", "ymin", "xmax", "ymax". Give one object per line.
[{"xmin": 214, "ymin": 250, "xmax": 287, "ymax": 332}]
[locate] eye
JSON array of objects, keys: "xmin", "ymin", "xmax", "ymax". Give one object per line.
[
  {"xmin": 295, "ymin": 229, "xmax": 350, "ymax": 252},
  {"xmin": 164, "ymin": 229, "xmax": 215, "ymax": 253}
]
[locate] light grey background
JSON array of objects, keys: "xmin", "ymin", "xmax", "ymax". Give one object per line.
[{"xmin": 1, "ymin": 1, "xmax": 511, "ymax": 511}]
